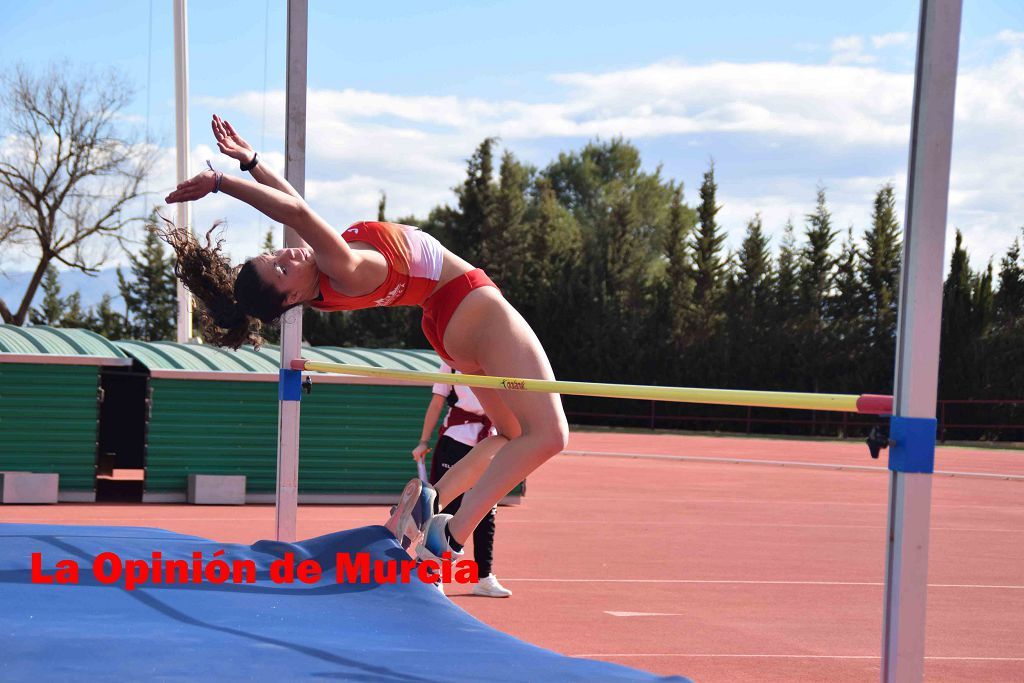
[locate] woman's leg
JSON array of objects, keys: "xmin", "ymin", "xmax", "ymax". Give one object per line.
[
  {"xmin": 440, "ymin": 287, "xmax": 569, "ymax": 544},
  {"xmin": 430, "ymin": 387, "xmax": 518, "ymax": 510}
]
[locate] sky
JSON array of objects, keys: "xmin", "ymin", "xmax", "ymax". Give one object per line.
[{"xmin": 1, "ymin": 0, "xmax": 1023, "ymax": 305}]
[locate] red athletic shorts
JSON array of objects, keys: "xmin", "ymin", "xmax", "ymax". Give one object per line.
[{"xmin": 421, "ymin": 269, "xmax": 499, "ymax": 363}]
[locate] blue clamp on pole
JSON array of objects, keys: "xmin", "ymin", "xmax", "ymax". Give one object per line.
[
  {"xmin": 279, "ymin": 369, "xmax": 303, "ymax": 402},
  {"xmin": 887, "ymin": 415, "xmax": 937, "ymax": 474}
]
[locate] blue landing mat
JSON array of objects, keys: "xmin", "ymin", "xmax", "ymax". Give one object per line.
[{"xmin": 0, "ymin": 524, "xmax": 692, "ymax": 682}]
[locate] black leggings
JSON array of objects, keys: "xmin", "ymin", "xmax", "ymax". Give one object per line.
[{"xmin": 428, "ymin": 435, "xmax": 497, "ymax": 577}]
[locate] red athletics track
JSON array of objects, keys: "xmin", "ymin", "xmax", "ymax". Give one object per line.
[{"xmin": 4, "ymin": 430, "xmax": 1023, "ymax": 682}]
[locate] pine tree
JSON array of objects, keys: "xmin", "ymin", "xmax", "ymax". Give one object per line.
[
  {"xmin": 262, "ymin": 227, "xmax": 277, "ymax": 254},
  {"xmin": 118, "ymin": 229, "xmax": 177, "ymax": 341},
  {"xmin": 489, "ymin": 150, "xmax": 531, "ymax": 292},
  {"xmin": 29, "ymin": 266, "xmax": 65, "ymax": 325},
  {"xmin": 453, "ymin": 138, "xmax": 498, "ymax": 267},
  {"xmin": 691, "ymin": 161, "xmax": 727, "ymax": 314},
  {"xmin": 994, "ymin": 231, "xmax": 1024, "ymax": 326},
  {"xmin": 725, "ymin": 214, "xmax": 773, "ymax": 387},
  {"xmin": 377, "ymin": 191, "xmax": 387, "ymax": 222},
  {"xmin": 972, "ymin": 262, "xmax": 994, "ymax": 337},
  {"xmin": 775, "ymin": 220, "xmax": 799, "ymax": 320},
  {"xmin": 859, "ymin": 184, "xmax": 902, "ymax": 390},
  {"xmin": 940, "ymin": 230, "xmax": 975, "ymax": 397},
  {"xmin": 799, "ymin": 188, "xmax": 837, "ymax": 318},
  {"xmin": 86, "ymin": 294, "xmax": 126, "ymax": 340},
  {"xmin": 733, "ymin": 214, "xmax": 773, "ymax": 312},
  {"xmin": 796, "ymin": 189, "xmax": 837, "ymax": 393},
  {"xmin": 60, "ymin": 291, "xmax": 90, "ymax": 328},
  {"xmin": 661, "ymin": 185, "xmax": 694, "ymax": 345},
  {"xmin": 830, "ymin": 228, "xmax": 864, "ymax": 390}
]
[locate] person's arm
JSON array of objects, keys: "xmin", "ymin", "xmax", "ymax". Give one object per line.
[
  {"xmin": 165, "ymin": 170, "xmax": 361, "ymax": 283},
  {"xmin": 211, "ymin": 115, "xmax": 310, "ymax": 250},
  {"xmin": 212, "ymin": 115, "xmax": 302, "ymax": 201},
  {"xmin": 412, "ymin": 394, "xmax": 447, "ymax": 462}
]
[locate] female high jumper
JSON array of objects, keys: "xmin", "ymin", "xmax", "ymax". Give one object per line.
[{"xmin": 160, "ymin": 115, "xmax": 568, "ymax": 564}]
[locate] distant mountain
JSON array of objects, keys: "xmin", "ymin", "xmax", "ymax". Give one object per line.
[{"xmin": 0, "ymin": 268, "xmax": 125, "ymax": 314}]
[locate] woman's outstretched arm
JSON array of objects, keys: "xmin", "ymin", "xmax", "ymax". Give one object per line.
[
  {"xmin": 165, "ymin": 170, "xmax": 360, "ymax": 281},
  {"xmin": 212, "ymin": 115, "xmax": 303, "ymax": 201}
]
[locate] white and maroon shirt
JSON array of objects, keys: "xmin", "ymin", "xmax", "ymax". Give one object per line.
[{"xmin": 432, "ymin": 363, "xmax": 497, "ymax": 447}]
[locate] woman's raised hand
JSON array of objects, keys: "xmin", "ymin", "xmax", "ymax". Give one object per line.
[
  {"xmin": 211, "ymin": 114, "xmax": 254, "ymax": 163},
  {"xmin": 165, "ymin": 170, "xmax": 217, "ymax": 204}
]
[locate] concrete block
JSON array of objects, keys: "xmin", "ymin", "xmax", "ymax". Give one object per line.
[
  {"xmin": 1, "ymin": 472, "xmax": 59, "ymax": 504},
  {"xmin": 187, "ymin": 474, "xmax": 246, "ymax": 505}
]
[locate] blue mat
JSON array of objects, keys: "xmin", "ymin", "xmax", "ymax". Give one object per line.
[{"xmin": 0, "ymin": 524, "xmax": 691, "ymax": 682}]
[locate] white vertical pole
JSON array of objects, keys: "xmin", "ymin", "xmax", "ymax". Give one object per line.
[
  {"xmin": 882, "ymin": 1, "xmax": 962, "ymax": 681},
  {"xmin": 275, "ymin": 0, "xmax": 308, "ymax": 542},
  {"xmin": 172, "ymin": 0, "xmax": 193, "ymax": 344}
]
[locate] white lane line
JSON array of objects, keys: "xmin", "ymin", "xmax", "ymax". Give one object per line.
[
  {"xmin": 496, "ymin": 519, "xmax": 1024, "ymax": 533},
  {"xmin": 573, "ymin": 654, "xmax": 1024, "ymax": 661},
  {"xmin": 562, "ymin": 449, "xmax": 1024, "ymax": 481},
  {"xmin": 526, "ymin": 495, "xmax": 1021, "ymax": 512},
  {"xmin": 502, "ymin": 578, "xmax": 1024, "ymax": 589},
  {"xmin": 605, "ymin": 611, "xmax": 684, "ymax": 617}
]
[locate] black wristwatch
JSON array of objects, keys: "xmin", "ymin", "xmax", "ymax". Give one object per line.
[{"xmin": 240, "ymin": 152, "xmax": 259, "ymax": 172}]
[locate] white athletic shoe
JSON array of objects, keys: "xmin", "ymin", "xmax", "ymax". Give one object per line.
[{"xmin": 472, "ymin": 574, "xmax": 512, "ymax": 598}]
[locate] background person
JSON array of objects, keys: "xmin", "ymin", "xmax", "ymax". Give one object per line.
[{"xmin": 413, "ymin": 364, "xmax": 511, "ymax": 598}]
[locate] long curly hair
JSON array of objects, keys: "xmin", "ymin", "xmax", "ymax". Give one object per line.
[{"xmin": 152, "ymin": 219, "xmax": 287, "ymax": 349}]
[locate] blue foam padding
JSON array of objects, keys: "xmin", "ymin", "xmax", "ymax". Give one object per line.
[
  {"xmin": 278, "ymin": 368, "xmax": 302, "ymax": 401},
  {"xmin": 888, "ymin": 415, "xmax": 937, "ymax": 473},
  {"xmin": 0, "ymin": 523, "xmax": 691, "ymax": 682}
]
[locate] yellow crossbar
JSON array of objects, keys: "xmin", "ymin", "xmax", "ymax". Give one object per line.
[{"xmin": 292, "ymin": 360, "xmax": 892, "ymax": 414}]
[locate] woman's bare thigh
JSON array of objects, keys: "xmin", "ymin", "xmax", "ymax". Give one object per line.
[{"xmin": 443, "ymin": 288, "xmax": 565, "ymax": 435}]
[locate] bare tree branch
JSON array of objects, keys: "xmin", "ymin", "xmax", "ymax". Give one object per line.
[{"xmin": 0, "ymin": 62, "xmax": 156, "ymax": 324}]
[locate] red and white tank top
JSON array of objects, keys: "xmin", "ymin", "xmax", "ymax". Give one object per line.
[{"xmin": 310, "ymin": 222, "xmax": 444, "ymax": 311}]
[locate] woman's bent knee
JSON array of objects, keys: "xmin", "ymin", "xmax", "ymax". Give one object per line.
[{"xmin": 531, "ymin": 423, "xmax": 569, "ymax": 458}]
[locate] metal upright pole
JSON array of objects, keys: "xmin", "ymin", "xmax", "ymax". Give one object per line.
[
  {"xmin": 172, "ymin": 0, "xmax": 193, "ymax": 343},
  {"xmin": 882, "ymin": 1, "xmax": 962, "ymax": 681},
  {"xmin": 275, "ymin": 0, "xmax": 308, "ymax": 542}
]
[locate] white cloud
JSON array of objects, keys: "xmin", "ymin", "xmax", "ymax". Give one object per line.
[
  {"xmin": 168, "ymin": 38, "xmax": 1024, "ymax": 268},
  {"xmin": 830, "ymin": 35, "xmax": 875, "ymax": 65},
  {"xmin": 996, "ymin": 30, "xmax": 1024, "ymax": 44},
  {"xmin": 6, "ymin": 32, "xmax": 1021, "ymax": 277},
  {"xmin": 872, "ymin": 32, "xmax": 912, "ymax": 49},
  {"xmin": 830, "ymin": 32, "xmax": 912, "ymax": 65}
]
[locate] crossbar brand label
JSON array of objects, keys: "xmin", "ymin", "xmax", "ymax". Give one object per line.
[{"xmin": 500, "ymin": 379, "xmax": 526, "ymax": 390}]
